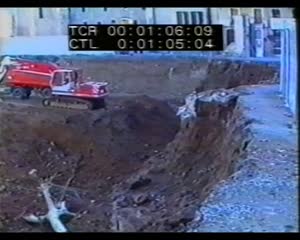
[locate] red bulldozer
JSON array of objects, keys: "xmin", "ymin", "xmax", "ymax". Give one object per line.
[{"xmin": 0, "ymin": 56, "xmax": 108, "ymax": 110}]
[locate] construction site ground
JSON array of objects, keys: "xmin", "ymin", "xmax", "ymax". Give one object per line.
[
  {"xmin": 188, "ymin": 85, "xmax": 298, "ymax": 232},
  {"xmin": 0, "ymin": 58, "xmax": 297, "ymax": 232}
]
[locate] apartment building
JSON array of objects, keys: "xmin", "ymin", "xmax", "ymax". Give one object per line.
[{"xmin": 0, "ymin": 7, "xmax": 295, "ymax": 56}]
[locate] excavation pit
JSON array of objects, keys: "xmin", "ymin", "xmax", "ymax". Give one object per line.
[{"xmin": 0, "ymin": 90, "xmax": 250, "ymax": 232}]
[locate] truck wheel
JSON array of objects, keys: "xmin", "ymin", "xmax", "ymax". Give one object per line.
[
  {"xmin": 42, "ymin": 99, "xmax": 50, "ymax": 107},
  {"xmin": 97, "ymin": 98, "xmax": 106, "ymax": 109},
  {"xmin": 24, "ymin": 89, "xmax": 32, "ymax": 99},
  {"xmin": 42, "ymin": 88, "xmax": 52, "ymax": 98},
  {"xmin": 12, "ymin": 88, "xmax": 27, "ymax": 100},
  {"xmin": 87, "ymin": 101, "xmax": 95, "ymax": 110},
  {"xmin": 33, "ymin": 89, "xmax": 41, "ymax": 97}
]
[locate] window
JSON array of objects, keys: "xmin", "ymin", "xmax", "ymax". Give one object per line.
[
  {"xmin": 273, "ymin": 30, "xmax": 281, "ymax": 55},
  {"xmin": 39, "ymin": 8, "xmax": 44, "ymax": 19},
  {"xmin": 11, "ymin": 15, "xmax": 16, "ymax": 37},
  {"xmin": 253, "ymin": 8, "xmax": 263, "ymax": 23},
  {"xmin": 142, "ymin": 8, "xmax": 146, "ymax": 10},
  {"xmin": 104, "ymin": 8, "xmax": 107, "ymax": 11},
  {"xmin": 176, "ymin": 12, "xmax": 184, "ymax": 24},
  {"xmin": 176, "ymin": 12, "xmax": 189, "ymax": 25},
  {"xmin": 191, "ymin": 12, "xmax": 203, "ymax": 24},
  {"xmin": 111, "ymin": 20, "xmax": 116, "ymax": 24},
  {"xmin": 231, "ymin": 8, "xmax": 239, "ymax": 16},
  {"xmin": 177, "ymin": 11, "xmax": 203, "ymax": 25},
  {"xmin": 184, "ymin": 12, "xmax": 189, "ymax": 24},
  {"xmin": 83, "ymin": 21, "xmax": 87, "ymax": 25},
  {"xmin": 226, "ymin": 29, "xmax": 235, "ymax": 46},
  {"xmin": 97, "ymin": 22, "xmax": 102, "ymax": 25},
  {"xmin": 271, "ymin": 9, "xmax": 281, "ymax": 18},
  {"xmin": 82, "ymin": 8, "xmax": 85, "ymax": 12}
]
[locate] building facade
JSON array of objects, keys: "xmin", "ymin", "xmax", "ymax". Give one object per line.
[
  {"xmin": 0, "ymin": 7, "xmax": 295, "ymax": 57},
  {"xmin": 150, "ymin": 8, "xmax": 209, "ymax": 25},
  {"xmin": 3, "ymin": 8, "xmax": 68, "ymax": 36},
  {"xmin": 69, "ymin": 8, "xmax": 149, "ymax": 25}
]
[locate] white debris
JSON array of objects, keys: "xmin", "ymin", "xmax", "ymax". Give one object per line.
[
  {"xmin": 28, "ymin": 169, "xmax": 37, "ymax": 176},
  {"xmin": 176, "ymin": 92, "xmax": 198, "ymax": 122},
  {"xmin": 23, "ymin": 183, "xmax": 76, "ymax": 233},
  {"xmin": 176, "ymin": 89, "xmax": 239, "ymax": 125}
]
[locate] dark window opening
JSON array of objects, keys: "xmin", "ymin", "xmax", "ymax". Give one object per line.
[
  {"xmin": 68, "ymin": 8, "xmax": 71, "ymax": 19},
  {"xmin": 273, "ymin": 30, "xmax": 281, "ymax": 38},
  {"xmin": 176, "ymin": 12, "xmax": 189, "ymax": 25},
  {"xmin": 226, "ymin": 29, "xmax": 235, "ymax": 46},
  {"xmin": 191, "ymin": 12, "xmax": 197, "ymax": 24},
  {"xmin": 39, "ymin": 8, "xmax": 44, "ymax": 19},
  {"xmin": 231, "ymin": 8, "xmax": 239, "ymax": 16},
  {"xmin": 83, "ymin": 21, "xmax": 87, "ymax": 25},
  {"xmin": 142, "ymin": 8, "xmax": 146, "ymax": 10},
  {"xmin": 273, "ymin": 29, "xmax": 281, "ymax": 55},
  {"xmin": 111, "ymin": 20, "xmax": 116, "ymax": 24},
  {"xmin": 184, "ymin": 12, "xmax": 189, "ymax": 25},
  {"xmin": 176, "ymin": 12, "xmax": 184, "ymax": 24},
  {"xmin": 104, "ymin": 8, "xmax": 107, "ymax": 11},
  {"xmin": 272, "ymin": 9, "xmax": 281, "ymax": 18},
  {"xmin": 191, "ymin": 12, "xmax": 203, "ymax": 24},
  {"xmin": 254, "ymin": 9, "xmax": 263, "ymax": 24},
  {"xmin": 82, "ymin": 8, "xmax": 85, "ymax": 12},
  {"xmin": 273, "ymin": 48, "xmax": 281, "ymax": 55},
  {"xmin": 97, "ymin": 22, "xmax": 102, "ymax": 25},
  {"xmin": 11, "ymin": 15, "xmax": 16, "ymax": 36},
  {"xmin": 133, "ymin": 20, "xmax": 138, "ymax": 24}
]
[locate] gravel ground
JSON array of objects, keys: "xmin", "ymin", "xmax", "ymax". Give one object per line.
[{"xmin": 188, "ymin": 84, "xmax": 298, "ymax": 232}]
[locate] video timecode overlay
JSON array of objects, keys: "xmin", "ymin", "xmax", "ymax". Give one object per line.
[{"xmin": 68, "ymin": 25, "xmax": 224, "ymax": 51}]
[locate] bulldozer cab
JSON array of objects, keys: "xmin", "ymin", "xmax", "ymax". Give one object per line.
[{"xmin": 51, "ymin": 69, "xmax": 82, "ymax": 87}]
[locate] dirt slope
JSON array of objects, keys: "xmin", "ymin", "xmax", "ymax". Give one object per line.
[
  {"xmin": 0, "ymin": 89, "xmax": 250, "ymax": 232},
  {"xmin": 0, "ymin": 96, "xmax": 179, "ymax": 232},
  {"xmin": 3, "ymin": 56, "xmax": 279, "ymax": 99},
  {"xmin": 110, "ymin": 89, "xmax": 251, "ymax": 231},
  {"xmin": 68, "ymin": 59, "xmax": 279, "ymax": 99},
  {"xmin": 189, "ymin": 85, "xmax": 298, "ymax": 232},
  {"xmin": 0, "ymin": 57, "xmax": 278, "ymax": 232}
]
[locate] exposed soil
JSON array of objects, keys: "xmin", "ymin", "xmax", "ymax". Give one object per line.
[
  {"xmin": 6, "ymin": 57, "xmax": 279, "ymax": 99},
  {"xmin": 66, "ymin": 59, "xmax": 279, "ymax": 99},
  {"xmin": 0, "ymin": 58, "xmax": 279, "ymax": 232},
  {"xmin": 110, "ymin": 89, "xmax": 251, "ymax": 232},
  {"xmin": 0, "ymin": 95, "xmax": 179, "ymax": 231},
  {"xmin": 0, "ymin": 89, "xmax": 250, "ymax": 232},
  {"xmin": 188, "ymin": 85, "xmax": 298, "ymax": 232}
]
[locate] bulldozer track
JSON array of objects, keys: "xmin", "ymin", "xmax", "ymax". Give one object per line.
[
  {"xmin": 0, "ymin": 94, "xmax": 93, "ymax": 111},
  {"xmin": 44, "ymin": 96, "xmax": 97, "ymax": 110},
  {"xmin": 0, "ymin": 92, "xmax": 134, "ymax": 111},
  {"xmin": 43, "ymin": 98, "xmax": 91, "ymax": 110},
  {"xmin": 51, "ymin": 101, "xmax": 89, "ymax": 110}
]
